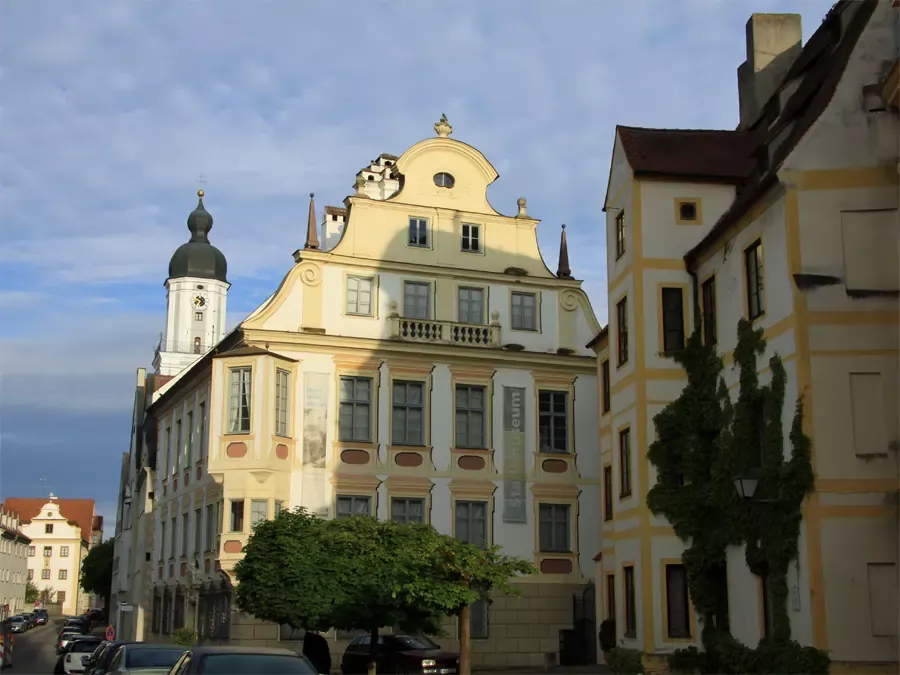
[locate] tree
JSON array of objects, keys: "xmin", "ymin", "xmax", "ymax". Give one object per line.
[
  {"xmin": 25, "ymin": 580, "xmax": 39, "ymax": 604},
  {"xmin": 80, "ymin": 538, "xmax": 114, "ymax": 612}
]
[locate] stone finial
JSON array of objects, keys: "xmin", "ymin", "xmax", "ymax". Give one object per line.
[
  {"xmin": 354, "ymin": 174, "xmax": 369, "ymax": 197},
  {"xmin": 434, "ymin": 113, "xmax": 453, "ymax": 138},
  {"xmin": 304, "ymin": 192, "xmax": 320, "ymax": 250},
  {"xmin": 516, "ymin": 197, "xmax": 528, "ymax": 218},
  {"xmin": 556, "ymin": 223, "xmax": 572, "ymax": 279}
]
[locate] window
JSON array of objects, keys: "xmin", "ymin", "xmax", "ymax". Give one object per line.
[
  {"xmin": 457, "ymin": 287, "xmax": 485, "ymax": 325},
  {"xmin": 339, "ymin": 376, "xmax": 372, "ymax": 442},
  {"xmin": 745, "ymin": 240, "xmax": 765, "ymax": 320},
  {"xmin": 538, "ymin": 391, "xmax": 569, "ymax": 453},
  {"xmin": 194, "ymin": 508, "xmax": 202, "ymax": 552},
  {"xmin": 175, "ymin": 418, "xmax": 183, "ymax": 471},
  {"xmin": 678, "ymin": 201, "xmax": 698, "ymax": 222},
  {"xmin": 606, "ymin": 574, "xmax": 616, "ymax": 620},
  {"xmin": 408, "ymin": 217, "xmax": 428, "ymax": 247},
  {"xmin": 274, "ymin": 501, "xmax": 284, "ymax": 516},
  {"xmin": 186, "ymin": 411, "xmax": 194, "ymax": 464},
  {"xmin": 455, "ymin": 500, "xmax": 488, "ymax": 549},
  {"xmin": 199, "ymin": 401, "xmax": 207, "ymax": 461},
  {"xmin": 44, "ymin": 524, "xmax": 53, "ymax": 534},
  {"xmin": 346, "ymin": 276, "xmax": 374, "ymax": 316},
  {"xmin": 228, "ymin": 367, "xmax": 252, "ymax": 434},
  {"xmin": 433, "ymin": 172, "xmax": 455, "ymax": 188},
  {"xmin": 275, "ymin": 369, "xmax": 290, "ymax": 437},
  {"xmin": 336, "ymin": 495, "xmax": 371, "ymax": 519},
  {"xmin": 41, "ymin": 569, "xmax": 50, "ymax": 580},
  {"xmin": 539, "ymin": 503, "xmax": 571, "ymax": 552},
  {"xmin": 27, "ymin": 546, "xmax": 34, "ymax": 557},
  {"xmin": 603, "ymin": 466, "xmax": 614, "ymax": 521},
  {"xmin": 27, "ymin": 570, "xmax": 33, "ymax": 581},
  {"xmin": 230, "ymin": 500, "xmax": 245, "ymax": 533},
  {"xmin": 205, "ymin": 504, "xmax": 215, "ymax": 552},
  {"xmin": 619, "ymin": 429, "xmax": 632, "ymax": 497},
  {"xmin": 661, "ymin": 287, "xmax": 685, "ymax": 353},
  {"xmin": 160, "ymin": 521, "xmax": 167, "ymax": 561},
  {"xmin": 615, "ymin": 211, "xmax": 626, "ymax": 259},
  {"xmin": 601, "ymin": 360, "xmax": 611, "ymax": 413},
  {"xmin": 666, "ymin": 564, "xmax": 691, "ymax": 638},
  {"xmin": 455, "ymin": 385, "xmax": 486, "ymax": 448},
  {"xmin": 701, "ymin": 276, "xmax": 717, "ymax": 346},
  {"xmin": 60, "ymin": 546, "xmax": 69, "ymax": 558},
  {"xmin": 57, "ymin": 591, "xmax": 66, "ymax": 605},
  {"xmin": 466, "ymin": 599, "xmax": 489, "ymax": 640},
  {"xmin": 182, "ymin": 513, "xmax": 189, "ymax": 556},
  {"xmin": 391, "ymin": 498, "xmax": 426, "ymax": 525},
  {"xmin": 403, "ymin": 281, "xmax": 430, "ymax": 319},
  {"xmin": 165, "ymin": 425, "xmax": 172, "ymax": 473},
  {"xmin": 195, "ymin": 311, "xmax": 203, "ymax": 321},
  {"xmin": 461, "ymin": 223, "xmax": 481, "ymax": 252},
  {"xmin": 43, "ymin": 546, "xmax": 51, "ymax": 557},
  {"xmin": 510, "ymin": 292, "xmax": 537, "ymax": 331},
  {"xmin": 616, "ymin": 298, "xmax": 629, "ymax": 366},
  {"xmin": 58, "ymin": 569, "xmax": 67, "ymax": 580},
  {"xmin": 624, "ymin": 566, "xmax": 636, "ymax": 638},
  {"xmin": 391, "ymin": 381, "xmax": 425, "ymax": 446},
  {"xmin": 250, "ymin": 500, "xmax": 268, "ymax": 528},
  {"xmin": 170, "ymin": 517, "xmax": 177, "ymax": 557}
]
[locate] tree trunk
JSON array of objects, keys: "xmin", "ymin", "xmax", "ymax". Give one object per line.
[
  {"xmin": 459, "ymin": 604, "xmax": 471, "ymax": 675},
  {"xmin": 368, "ymin": 626, "xmax": 378, "ymax": 675}
]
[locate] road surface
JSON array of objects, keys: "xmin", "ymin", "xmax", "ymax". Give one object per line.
[{"xmin": 5, "ymin": 621, "xmax": 59, "ymax": 674}]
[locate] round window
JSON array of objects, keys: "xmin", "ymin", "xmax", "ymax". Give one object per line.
[{"xmin": 433, "ymin": 172, "xmax": 455, "ymax": 188}]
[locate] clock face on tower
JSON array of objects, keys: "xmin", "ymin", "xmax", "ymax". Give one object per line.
[{"xmin": 192, "ymin": 294, "xmax": 208, "ymax": 309}]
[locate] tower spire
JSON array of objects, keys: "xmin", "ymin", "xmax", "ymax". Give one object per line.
[
  {"xmin": 556, "ymin": 224, "xmax": 572, "ymax": 279},
  {"xmin": 304, "ymin": 192, "xmax": 320, "ymax": 250}
]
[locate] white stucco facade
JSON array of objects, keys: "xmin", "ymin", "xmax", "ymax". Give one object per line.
[{"xmin": 0, "ymin": 509, "xmax": 29, "ymax": 618}]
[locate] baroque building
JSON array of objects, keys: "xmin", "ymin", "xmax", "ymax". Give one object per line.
[
  {"xmin": 0, "ymin": 507, "xmax": 30, "ymax": 618},
  {"xmin": 115, "ymin": 116, "xmax": 604, "ymax": 669},
  {"xmin": 591, "ymin": 2, "xmax": 898, "ymax": 671}
]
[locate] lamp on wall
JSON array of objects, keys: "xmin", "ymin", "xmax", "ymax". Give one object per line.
[{"xmin": 733, "ymin": 471, "xmax": 777, "ymax": 503}]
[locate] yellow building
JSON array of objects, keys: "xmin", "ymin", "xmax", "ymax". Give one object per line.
[
  {"xmin": 139, "ymin": 116, "xmax": 605, "ymax": 669},
  {"xmin": 592, "ymin": 2, "xmax": 898, "ymax": 670}
]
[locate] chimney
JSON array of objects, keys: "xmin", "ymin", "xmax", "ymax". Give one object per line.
[{"xmin": 737, "ymin": 13, "xmax": 803, "ymax": 130}]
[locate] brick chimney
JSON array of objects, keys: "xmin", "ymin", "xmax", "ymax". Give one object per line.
[{"xmin": 737, "ymin": 13, "xmax": 803, "ymax": 129}]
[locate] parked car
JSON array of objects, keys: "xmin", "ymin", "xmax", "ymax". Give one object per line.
[
  {"xmin": 83, "ymin": 640, "xmax": 123, "ymax": 675},
  {"xmin": 21, "ymin": 612, "xmax": 36, "ymax": 628},
  {"xmin": 9, "ymin": 615, "xmax": 26, "ymax": 633},
  {"xmin": 58, "ymin": 630, "xmax": 91, "ymax": 654},
  {"xmin": 105, "ymin": 643, "xmax": 186, "ymax": 675},
  {"xmin": 168, "ymin": 646, "xmax": 318, "ymax": 674},
  {"xmin": 87, "ymin": 608, "xmax": 105, "ymax": 622},
  {"xmin": 57, "ymin": 637, "xmax": 103, "ymax": 675},
  {"xmin": 35, "ymin": 608, "xmax": 50, "ymax": 625},
  {"xmin": 340, "ymin": 634, "xmax": 459, "ymax": 675}
]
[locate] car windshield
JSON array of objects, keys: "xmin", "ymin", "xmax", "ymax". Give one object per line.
[
  {"xmin": 199, "ymin": 654, "xmax": 316, "ymax": 675},
  {"xmin": 72, "ymin": 641, "xmax": 101, "ymax": 653},
  {"xmin": 393, "ymin": 635, "xmax": 438, "ymax": 650},
  {"xmin": 125, "ymin": 648, "xmax": 186, "ymax": 669}
]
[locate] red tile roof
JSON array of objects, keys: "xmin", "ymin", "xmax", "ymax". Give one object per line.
[
  {"xmin": 1, "ymin": 498, "xmax": 98, "ymax": 544},
  {"xmin": 616, "ymin": 125, "xmax": 759, "ymax": 182}
]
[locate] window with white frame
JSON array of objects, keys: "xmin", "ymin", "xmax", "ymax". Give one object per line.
[
  {"xmin": 390, "ymin": 498, "xmax": 426, "ymax": 525},
  {"xmin": 538, "ymin": 390, "xmax": 569, "ymax": 453},
  {"xmin": 511, "ymin": 291, "xmax": 537, "ymax": 331},
  {"xmin": 454, "ymin": 501, "xmax": 488, "ymax": 549},
  {"xmin": 336, "ymin": 495, "xmax": 371, "ymax": 519},
  {"xmin": 186, "ymin": 410, "xmax": 194, "ymax": 464},
  {"xmin": 59, "ymin": 569, "xmax": 67, "ymax": 580},
  {"xmin": 228, "ymin": 367, "xmax": 252, "ymax": 434},
  {"xmin": 275, "ymin": 369, "xmax": 290, "ymax": 437},
  {"xmin": 60, "ymin": 546, "xmax": 69, "ymax": 558},
  {"xmin": 339, "ymin": 376, "xmax": 372, "ymax": 442},
  {"xmin": 181, "ymin": 513, "xmax": 189, "ymax": 556},
  {"xmin": 346, "ymin": 276, "xmax": 374, "ymax": 316},
  {"xmin": 408, "ymin": 217, "xmax": 428, "ymax": 247},
  {"xmin": 457, "ymin": 287, "xmax": 485, "ymax": 325},
  {"xmin": 205, "ymin": 504, "xmax": 215, "ymax": 552},
  {"xmin": 41, "ymin": 569, "xmax": 50, "ymax": 580},
  {"xmin": 461, "ymin": 223, "xmax": 481, "ymax": 252},
  {"xmin": 391, "ymin": 381, "xmax": 424, "ymax": 446},
  {"xmin": 175, "ymin": 418, "xmax": 182, "ymax": 472},
  {"xmin": 199, "ymin": 401, "xmax": 207, "ymax": 460},
  {"xmin": 250, "ymin": 500, "xmax": 268, "ymax": 528},
  {"xmin": 455, "ymin": 385, "xmax": 486, "ymax": 448},
  {"xmin": 230, "ymin": 500, "xmax": 244, "ymax": 532},
  {"xmin": 538, "ymin": 503, "xmax": 571, "ymax": 552},
  {"xmin": 403, "ymin": 281, "xmax": 430, "ymax": 319},
  {"xmin": 170, "ymin": 517, "xmax": 177, "ymax": 558},
  {"xmin": 194, "ymin": 508, "xmax": 202, "ymax": 552},
  {"xmin": 43, "ymin": 546, "xmax": 51, "ymax": 557},
  {"xmin": 745, "ymin": 240, "xmax": 765, "ymax": 320},
  {"xmin": 160, "ymin": 521, "xmax": 167, "ymax": 561}
]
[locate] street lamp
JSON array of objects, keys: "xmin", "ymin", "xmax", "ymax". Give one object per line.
[{"xmin": 733, "ymin": 472, "xmax": 777, "ymax": 503}]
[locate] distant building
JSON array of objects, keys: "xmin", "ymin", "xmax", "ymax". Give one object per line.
[
  {"xmin": 0, "ymin": 507, "xmax": 30, "ymax": 618},
  {"xmin": 4, "ymin": 496, "xmax": 102, "ymax": 615},
  {"xmin": 592, "ymin": 1, "xmax": 898, "ymax": 670}
]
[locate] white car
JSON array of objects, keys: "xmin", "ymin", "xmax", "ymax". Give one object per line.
[{"xmin": 64, "ymin": 639, "xmax": 103, "ymax": 674}]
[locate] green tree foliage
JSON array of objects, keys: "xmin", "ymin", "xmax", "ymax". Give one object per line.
[
  {"xmin": 234, "ymin": 508, "xmax": 534, "ymax": 675},
  {"xmin": 647, "ymin": 319, "xmax": 823, "ymax": 673},
  {"xmin": 25, "ymin": 580, "xmax": 39, "ymax": 604},
  {"xmin": 80, "ymin": 538, "xmax": 114, "ymax": 610}
]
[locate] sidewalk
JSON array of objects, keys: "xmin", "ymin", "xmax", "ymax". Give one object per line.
[{"xmin": 475, "ymin": 665, "xmax": 608, "ymax": 674}]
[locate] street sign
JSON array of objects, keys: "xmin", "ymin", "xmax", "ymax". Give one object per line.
[
  {"xmin": 105, "ymin": 625, "xmax": 116, "ymax": 641},
  {"xmin": 119, "ymin": 604, "xmax": 134, "ymax": 612}
]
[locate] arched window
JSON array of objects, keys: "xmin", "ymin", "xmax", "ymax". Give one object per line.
[{"xmin": 433, "ymin": 172, "xmax": 455, "ymax": 188}]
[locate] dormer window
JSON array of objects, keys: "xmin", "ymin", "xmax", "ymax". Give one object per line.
[{"xmin": 433, "ymin": 172, "xmax": 455, "ymax": 188}]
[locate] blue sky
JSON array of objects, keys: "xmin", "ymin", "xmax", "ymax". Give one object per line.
[{"xmin": 0, "ymin": 0, "xmax": 835, "ymax": 531}]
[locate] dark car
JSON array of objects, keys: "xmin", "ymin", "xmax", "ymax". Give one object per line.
[
  {"xmin": 106, "ymin": 643, "xmax": 187, "ymax": 675},
  {"xmin": 84, "ymin": 641, "xmax": 128, "ymax": 675},
  {"xmin": 35, "ymin": 608, "xmax": 50, "ymax": 624},
  {"xmin": 169, "ymin": 646, "xmax": 318, "ymax": 674},
  {"xmin": 340, "ymin": 634, "xmax": 459, "ymax": 675}
]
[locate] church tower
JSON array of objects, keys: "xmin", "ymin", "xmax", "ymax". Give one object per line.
[{"xmin": 153, "ymin": 189, "xmax": 230, "ymax": 376}]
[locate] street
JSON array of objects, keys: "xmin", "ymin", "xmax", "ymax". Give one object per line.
[{"xmin": 5, "ymin": 622, "xmax": 59, "ymax": 674}]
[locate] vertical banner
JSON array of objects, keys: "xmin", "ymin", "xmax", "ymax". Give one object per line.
[
  {"xmin": 502, "ymin": 386, "xmax": 528, "ymax": 523},
  {"xmin": 302, "ymin": 373, "xmax": 330, "ymax": 468}
]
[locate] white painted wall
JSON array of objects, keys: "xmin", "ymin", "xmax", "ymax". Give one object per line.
[
  {"xmin": 21, "ymin": 504, "xmax": 85, "ymax": 615},
  {"xmin": 158, "ymin": 277, "xmax": 229, "ymax": 376}
]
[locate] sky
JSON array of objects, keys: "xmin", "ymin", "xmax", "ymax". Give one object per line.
[{"xmin": 0, "ymin": 0, "xmax": 836, "ymax": 534}]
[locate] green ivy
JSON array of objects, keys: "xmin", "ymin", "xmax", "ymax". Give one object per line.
[{"xmin": 648, "ymin": 318, "xmax": 819, "ymax": 662}]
